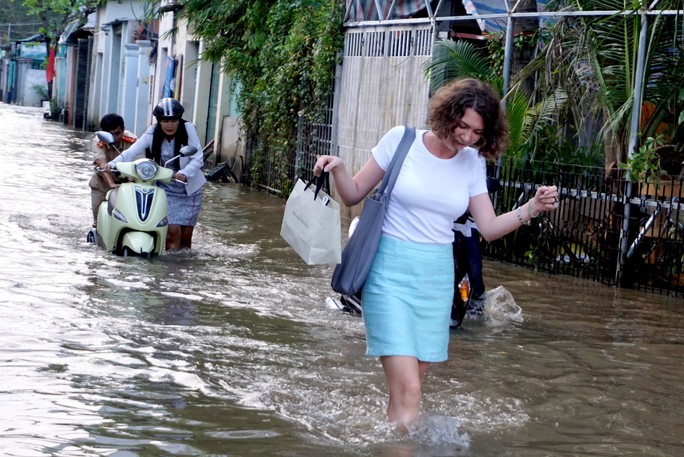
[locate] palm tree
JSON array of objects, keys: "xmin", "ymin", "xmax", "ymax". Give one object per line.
[
  {"xmin": 424, "ymin": 0, "xmax": 683, "ymax": 172},
  {"xmin": 515, "ymin": 0, "xmax": 684, "ymax": 171},
  {"xmin": 422, "ymin": 39, "xmax": 565, "ymax": 162}
]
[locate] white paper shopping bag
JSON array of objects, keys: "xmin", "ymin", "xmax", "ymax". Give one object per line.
[{"xmin": 280, "ymin": 176, "xmax": 341, "ymax": 265}]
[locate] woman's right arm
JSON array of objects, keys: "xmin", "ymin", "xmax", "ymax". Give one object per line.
[{"xmin": 313, "ymin": 155, "xmax": 384, "ymax": 206}]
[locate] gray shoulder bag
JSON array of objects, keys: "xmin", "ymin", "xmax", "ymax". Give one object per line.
[{"xmin": 330, "ymin": 126, "xmax": 416, "ymax": 296}]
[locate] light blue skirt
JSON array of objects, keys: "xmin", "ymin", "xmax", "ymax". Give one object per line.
[{"xmin": 362, "ymin": 235, "xmax": 454, "ymax": 362}]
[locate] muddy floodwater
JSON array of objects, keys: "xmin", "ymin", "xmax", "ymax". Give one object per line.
[{"xmin": 1, "ymin": 103, "xmax": 683, "ymax": 456}]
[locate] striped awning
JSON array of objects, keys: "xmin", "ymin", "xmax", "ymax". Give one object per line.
[{"xmin": 345, "ymin": 0, "xmax": 550, "ymax": 31}]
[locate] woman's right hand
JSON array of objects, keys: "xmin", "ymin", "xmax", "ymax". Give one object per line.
[
  {"xmin": 313, "ymin": 155, "xmax": 345, "ymax": 176},
  {"xmin": 312, "ymin": 154, "xmax": 384, "ymax": 207}
]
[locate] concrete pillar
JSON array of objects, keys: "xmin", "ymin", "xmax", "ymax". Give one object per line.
[
  {"xmin": 134, "ymin": 40, "xmax": 153, "ymax": 136},
  {"xmin": 192, "ymin": 41, "xmax": 212, "ymax": 145},
  {"xmin": 120, "ymin": 43, "xmax": 139, "ymax": 129}
]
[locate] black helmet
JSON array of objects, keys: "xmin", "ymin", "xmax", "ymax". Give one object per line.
[{"xmin": 153, "ymin": 98, "xmax": 184, "ymax": 120}]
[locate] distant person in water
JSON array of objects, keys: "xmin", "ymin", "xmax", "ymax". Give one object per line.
[{"xmin": 451, "ymin": 172, "xmax": 501, "ymax": 327}]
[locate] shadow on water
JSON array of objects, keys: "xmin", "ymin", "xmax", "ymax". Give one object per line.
[{"xmin": 1, "ymin": 104, "xmax": 684, "ymax": 456}]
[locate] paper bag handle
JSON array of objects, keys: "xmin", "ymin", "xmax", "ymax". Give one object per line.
[{"xmin": 304, "ymin": 172, "xmax": 329, "ymax": 201}]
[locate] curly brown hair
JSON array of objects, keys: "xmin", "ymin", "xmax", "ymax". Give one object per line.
[{"xmin": 428, "ymin": 78, "xmax": 508, "ymax": 161}]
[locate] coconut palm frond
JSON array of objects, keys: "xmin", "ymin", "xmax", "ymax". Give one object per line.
[
  {"xmin": 422, "ymin": 40, "xmax": 498, "ymax": 93},
  {"xmin": 504, "ymin": 89, "xmax": 530, "ymax": 152},
  {"xmin": 528, "ymin": 89, "xmax": 568, "ymax": 130},
  {"xmin": 639, "ymin": 12, "xmax": 684, "ymax": 137},
  {"xmin": 514, "ymin": 89, "xmax": 570, "ymax": 156},
  {"xmin": 565, "ymin": 11, "xmax": 639, "ymax": 151}
]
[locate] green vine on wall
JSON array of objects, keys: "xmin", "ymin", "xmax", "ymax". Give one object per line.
[{"xmin": 178, "ymin": 0, "xmax": 345, "ymax": 193}]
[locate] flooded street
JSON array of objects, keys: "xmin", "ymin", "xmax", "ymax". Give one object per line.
[{"xmin": 1, "ymin": 102, "xmax": 683, "ymax": 457}]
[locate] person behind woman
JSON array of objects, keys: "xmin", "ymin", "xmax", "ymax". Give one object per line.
[
  {"xmin": 89, "ymin": 113, "xmax": 137, "ymax": 228},
  {"xmin": 106, "ymin": 98, "xmax": 206, "ymax": 251},
  {"xmin": 451, "ymin": 172, "xmax": 502, "ymax": 327},
  {"xmin": 313, "ymin": 78, "xmax": 558, "ymax": 428}
]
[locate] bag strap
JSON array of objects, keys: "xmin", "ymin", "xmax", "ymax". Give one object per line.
[
  {"xmin": 378, "ymin": 126, "xmax": 416, "ymax": 196},
  {"xmin": 304, "ymin": 172, "xmax": 329, "ymax": 200}
]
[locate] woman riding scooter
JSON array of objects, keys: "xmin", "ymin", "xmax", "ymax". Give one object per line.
[{"xmin": 106, "ymin": 98, "xmax": 206, "ymax": 251}]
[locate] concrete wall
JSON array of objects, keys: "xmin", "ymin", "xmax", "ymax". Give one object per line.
[
  {"xmin": 219, "ymin": 116, "xmax": 244, "ymax": 178},
  {"xmin": 22, "ymin": 68, "xmax": 47, "ymax": 107},
  {"xmin": 86, "ymin": 0, "xmax": 147, "ymax": 131},
  {"xmin": 133, "ymin": 41, "xmax": 153, "ymax": 136}
]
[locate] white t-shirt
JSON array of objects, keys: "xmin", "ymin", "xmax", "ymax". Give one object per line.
[
  {"xmin": 372, "ymin": 126, "xmax": 488, "ymax": 245},
  {"xmin": 453, "ymin": 155, "xmax": 487, "ymax": 237}
]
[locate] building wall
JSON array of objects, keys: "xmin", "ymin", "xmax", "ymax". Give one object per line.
[
  {"xmin": 191, "ymin": 41, "xmax": 212, "ymax": 145},
  {"xmin": 133, "ymin": 41, "xmax": 153, "ymax": 136},
  {"xmin": 334, "ymin": 24, "xmax": 433, "ymax": 219},
  {"xmin": 20, "ymin": 67, "xmax": 47, "ymax": 107},
  {"xmin": 86, "ymin": 0, "xmax": 147, "ymax": 131},
  {"xmin": 54, "ymin": 45, "xmax": 69, "ymax": 117}
]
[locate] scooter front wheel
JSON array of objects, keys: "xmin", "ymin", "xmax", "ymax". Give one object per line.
[{"xmin": 121, "ymin": 246, "xmax": 152, "ymax": 258}]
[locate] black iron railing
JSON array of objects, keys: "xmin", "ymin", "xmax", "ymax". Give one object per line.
[
  {"xmin": 486, "ymin": 159, "xmax": 684, "ymax": 296},
  {"xmin": 262, "ymin": 120, "xmax": 684, "ymax": 296}
]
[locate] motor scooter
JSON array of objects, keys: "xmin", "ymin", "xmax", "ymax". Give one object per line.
[{"xmin": 87, "ymin": 131, "xmax": 197, "ymax": 257}]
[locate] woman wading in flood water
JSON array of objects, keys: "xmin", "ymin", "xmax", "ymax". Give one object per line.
[{"xmin": 313, "ymin": 78, "xmax": 559, "ymax": 428}]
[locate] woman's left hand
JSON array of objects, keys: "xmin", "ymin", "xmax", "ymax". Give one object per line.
[
  {"xmin": 173, "ymin": 172, "xmax": 187, "ymax": 183},
  {"xmin": 529, "ymin": 185, "xmax": 559, "ymax": 217}
]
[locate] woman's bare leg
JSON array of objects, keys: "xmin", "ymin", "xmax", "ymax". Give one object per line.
[
  {"xmin": 180, "ymin": 225, "xmax": 195, "ymax": 249},
  {"xmin": 419, "ymin": 361, "xmax": 429, "ymax": 382},
  {"xmin": 381, "ymin": 355, "xmax": 425, "ymax": 427},
  {"xmin": 166, "ymin": 224, "xmax": 181, "ymax": 251}
]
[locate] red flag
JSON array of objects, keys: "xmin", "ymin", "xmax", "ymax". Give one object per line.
[{"xmin": 46, "ymin": 46, "xmax": 56, "ymax": 83}]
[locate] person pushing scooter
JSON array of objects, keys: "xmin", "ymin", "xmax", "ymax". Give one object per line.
[{"xmin": 88, "ymin": 113, "xmax": 137, "ymax": 229}]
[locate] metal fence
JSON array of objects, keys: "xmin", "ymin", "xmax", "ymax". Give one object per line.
[
  {"xmin": 486, "ymin": 158, "xmax": 684, "ymax": 296},
  {"xmin": 293, "ymin": 92, "xmax": 336, "ymax": 185},
  {"xmin": 267, "ymin": 117, "xmax": 684, "ymax": 297},
  {"xmin": 250, "ymin": 91, "xmax": 336, "ymax": 194}
]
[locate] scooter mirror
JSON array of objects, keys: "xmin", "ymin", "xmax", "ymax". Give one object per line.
[
  {"xmin": 96, "ymin": 131, "xmax": 116, "ymax": 145},
  {"xmin": 163, "ymin": 145, "xmax": 199, "ymax": 168},
  {"xmin": 180, "ymin": 145, "xmax": 198, "ymax": 157}
]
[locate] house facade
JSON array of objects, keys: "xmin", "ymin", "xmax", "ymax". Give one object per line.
[
  {"xmin": 0, "ymin": 38, "xmax": 49, "ymax": 107},
  {"xmin": 2, "ymin": 0, "xmax": 523, "ymax": 181},
  {"xmin": 36, "ymin": 0, "xmax": 241, "ymax": 167}
]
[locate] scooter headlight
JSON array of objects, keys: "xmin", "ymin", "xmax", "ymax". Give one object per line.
[
  {"xmin": 112, "ymin": 208, "xmax": 128, "ymax": 223},
  {"xmin": 157, "ymin": 216, "xmax": 168, "ymax": 227},
  {"xmin": 135, "ymin": 161, "xmax": 159, "ymax": 180}
]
